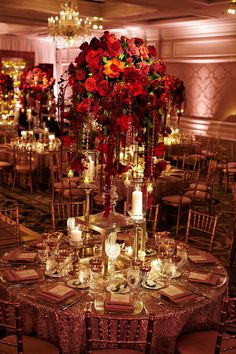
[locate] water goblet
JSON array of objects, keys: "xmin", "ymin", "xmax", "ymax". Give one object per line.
[
  {"xmin": 105, "ymin": 242, "xmax": 120, "ymax": 276},
  {"xmin": 160, "ymin": 258, "xmax": 176, "ymax": 286},
  {"xmin": 127, "ymin": 267, "xmax": 140, "ymax": 293}
]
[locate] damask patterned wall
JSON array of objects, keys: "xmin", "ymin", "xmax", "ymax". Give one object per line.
[{"xmin": 166, "ymin": 62, "xmax": 236, "ymax": 122}]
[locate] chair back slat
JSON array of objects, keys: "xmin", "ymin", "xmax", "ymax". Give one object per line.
[
  {"xmin": 185, "ymin": 209, "xmax": 218, "ymax": 252},
  {"xmin": 0, "ymin": 206, "xmax": 20, "ymax": 247},
  {"xmin": 51, "ymin": 201, "xmax": 85, "ymax": 232},
  {"xmin": 0, "ymin": 300, "xmax": 24, "ymax": 353},
  {"xmin": 85, "ymin": 312, "xmax": 154, "ymax": 353},
  {"xmin": 215, "ymin": 297, "xmax": 236, "ymax": 354}
]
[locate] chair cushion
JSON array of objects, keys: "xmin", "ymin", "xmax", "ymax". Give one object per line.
[
  {"xmin": 184, "ymin": 190, "xmax": 210, "ymax": 200},
  {"xmin": 161, "ymin": 195, "xmax": 192, "ymax": 206},
  {"xmin": 0, "ymin": 161, "xmax": 11, "ymax": 168},
  {"xmin": 92, "ymin": 349, "xmax": 144, "ymax": 354},
  {"xmin": 54, "ymin": 180, "xmax": 77, "ymax": 189},
  {"xmin": 16, "ymin": 165, "xmax": 36, "ymax": 172},
  {"xmin": 0, "ymin": 334, "xmax": 60, "ymax": 354},
  {"xmin": 190, "ymin": 183, "xmax": 208, "ymax": 191},
  {"xmin": 176, "ymin": 330, "xmax": 217, "ymax": 354},
  {"xmin": 64, "ymin": 188, "xmax": 85, "ymax": 200}
]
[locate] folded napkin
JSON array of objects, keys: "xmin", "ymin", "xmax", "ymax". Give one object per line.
[
  {"xmin": 188, "ymin": 253, "xmax": 216, "ymax": 265},
  {"xmin": 159, "ymin": 285, "xmax": 197, "ymax": 303},
  {"xmin": 38, "ymin": 284, "xmax": 76, "ymax": 303},
  {"xmin": 104, "ymin": 293, "xmax": 134, "ymax": 313},
  {"xmin": 5, "ymin": 250, "xmax": 37, "ymax": 263},
  {"xmin": 188, "ymin": 272, "xmax": 220, "ymax": 286},
  {"xmin": 3, "ymin": 269, "xmax": 39, "ymax": 282}
]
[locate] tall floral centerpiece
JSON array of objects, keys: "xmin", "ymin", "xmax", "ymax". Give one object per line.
[
  {"xmin": 20, "ymin": 65, "xmax": 56, "ymax": 126},
  {"xmin": 67, "ymin": 31, "xmax": 185, "ymax": 217}
]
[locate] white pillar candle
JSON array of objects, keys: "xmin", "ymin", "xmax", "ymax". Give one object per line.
[
  {"xmin": 132, "ymin": 187, "xmax": 143, "ymax": 216},
  {"xmin": 71, "ymin": 228, "xmax": 82, "ymax": 242}
]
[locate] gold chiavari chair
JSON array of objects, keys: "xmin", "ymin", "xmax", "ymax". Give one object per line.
[
  {"xmin": 0, "ymin": 206, "xmax": 20, "ymax": 247},
  {"xmin": 161, "ymin": 170, "xmax": 200, "ymax": 235},
  {"xmin": 85, "ymin": 312, "xmax": 154, "ymax": 354},
  {"xmin": 12, "ymin": 145, "xmax": 37, "ymax": 192},
  {"xmin": 176, "ymin": 296, "xmax": 236, "ymax": 354},
  {"xmin": 51, "ymin": 201, "xmax": 85, "ymax": 232},
  {"xmin": 185, "ymin": 209, "xmax": 218, "ymax": 253},
  {"xmin": 0, "ymin": 299, "xmax": 60, "ymax": 354}
]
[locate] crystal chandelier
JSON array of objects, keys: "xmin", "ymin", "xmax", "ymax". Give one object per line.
[
  {"xmin": 226, "ymin": 0, "xmax": 236, "ymax": 14},
  {"xmin": 48, "ymin": 1, "xmax": 103, "ymax": 46}
]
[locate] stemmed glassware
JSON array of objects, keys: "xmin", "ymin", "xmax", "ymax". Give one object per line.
[
  {"xmin": 160, "ymin": 258, "xmax": 176, "ymax": 286},
  {"xmin": 127, "ymin": 267, "xmax": 140, "ymax": 293},
  {"xmin": 105, "ymin": 242, "xmax": 120, "ymax": 277}
]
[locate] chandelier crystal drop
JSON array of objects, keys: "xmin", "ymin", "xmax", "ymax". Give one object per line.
[{"xmin": 48, "ymin": 1, "xmax": 103, "ymax": 46}]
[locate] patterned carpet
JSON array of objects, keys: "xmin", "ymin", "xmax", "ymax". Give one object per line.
[{"xmin": 0, "ymin": 181, "xmax": 235, "ymax": 290}]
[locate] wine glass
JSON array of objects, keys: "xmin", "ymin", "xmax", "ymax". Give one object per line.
[
  {"xmin": 160, "ymin": 258, "xmax": 176, "ymax": 286},
  {"xmin": 127, "ymin": 268, "xmax": 140, "ymax": 293}
]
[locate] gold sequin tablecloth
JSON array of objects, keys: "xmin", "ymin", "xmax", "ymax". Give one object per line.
[{"xmin": 0, "ymin": 249, "xmax": 228, "ymax": 354}]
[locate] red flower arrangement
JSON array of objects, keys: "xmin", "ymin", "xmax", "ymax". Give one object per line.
[
  {"xmin": 67, "ymin": 31, "xmax": 185, "ymax": 216},
  {"xmin": 20, "ymin": 65, "xmax": 56, "ymax": 114},
  {"xmin": 0, "ymin": 73, "xmax": 14, "ymax": 95}
]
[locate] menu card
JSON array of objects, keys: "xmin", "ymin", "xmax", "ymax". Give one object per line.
[
  {"xmin": 104, "ymin": 293, "xmax": 134, "ymax": 313},
  {"xmin": 5, "ymin": 250, "xmax": 37, "ymax": 263},
  {"xmin": 159, "ymin": 285, "xmax": 197, "ymax": 303},
  {"xmin": 188, "ymin": 272, "xmax": 220, "ymax": 286},
  {"xmin": 4, "ymin": 269, "xmax": 39, "ymax": 282},
  {"xmin": 38, "ymin": 284, "xmax": 76, "ymax": 303}
]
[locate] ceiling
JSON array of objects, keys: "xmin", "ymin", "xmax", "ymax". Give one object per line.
[{"xmin": 0, "ymin": 0, "xmax": 233, "ymax": 39}]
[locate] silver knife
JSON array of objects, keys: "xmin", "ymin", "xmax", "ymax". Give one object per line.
[{"xmin": 60, "ymin": 297, "xmax": 82, "ymax": 310}]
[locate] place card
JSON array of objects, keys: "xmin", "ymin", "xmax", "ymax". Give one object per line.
[
  {"xmin": 3, "ymin": 269, "xmax": 39, "ymax": 282},
  {"xmin": 109, "ymin": 293, "xmax": 131, "ymax": 305},
  {"xmin": 104, "ymin": 293, "xmax": 134, "ymax": 313},
  {"xmin": 38, "ymin": 284, "xmax": 76, "ymax": 303}
]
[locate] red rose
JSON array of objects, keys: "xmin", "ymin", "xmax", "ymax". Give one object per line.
[
  {"xmin": 108, "ymin": 40, "xmax": 123, "ymax": 57},
  {"xmin": 128, "ymin": 83, "xmax": 144, "ymax": 96},
  {"xmin": 154, "ymin": 143, "xmax": 165, "ymax": 157},
  {"xmin": 76, "ymin": 69, "xmax": 86, "ymax": 81},
  {"xmin": 148, "ymin": 45, "xmax": 157, "ymax": 57},
  {"xmin": 85, "ymin": 77, "xmax": 97, "ymax": 92},
  {"xmin": 116, "ymin": 114, "xmax": 132, "ymax": 132},
  {"xmin": 97, "ymin": 80, "xmax": 110, "ymax": 96}
]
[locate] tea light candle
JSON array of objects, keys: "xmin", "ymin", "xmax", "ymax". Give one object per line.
[
  {"xmin": 84, "ymin": 176, "xmax": 90, "ymax": 184},
  {"xmin": 132, "ymin": 187, "xmax": 143, "ymax": 217},
  {"xmin": 21, "ymin": 131, "xmax": 27, "ymax": 139},
  {"xmin": 138, "ymin": 250, "xmax": 146, "ymax": 262},
  {"xmin": 147, "ymin": 183, "xmax": 153, "ymax": 193},
  {"xmin": 71, "ymin": 228, "xmax": 82, "ymax": 242},
  {"xmin": 127, "ymin": 246, "xmax": 133, "ymax": 256},
  {"xmin": 151, "ymin": 259, "xmax": 161, "ymax": 270},
  {"xmin": 67, "ymin": 169, "xmax": 74, "ymax": 178},
  {"xmin": 49, "ymin": 134, "xmax": 55, "ymax": 141}
]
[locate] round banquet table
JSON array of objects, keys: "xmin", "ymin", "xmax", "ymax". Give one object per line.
[
  {"xmin": 0, "ymin": 245, "xmax": 228, "ymax": 354},
  {"xmin": 0, "ymin": 146, "xmax": 50, "ymax": 186}
]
